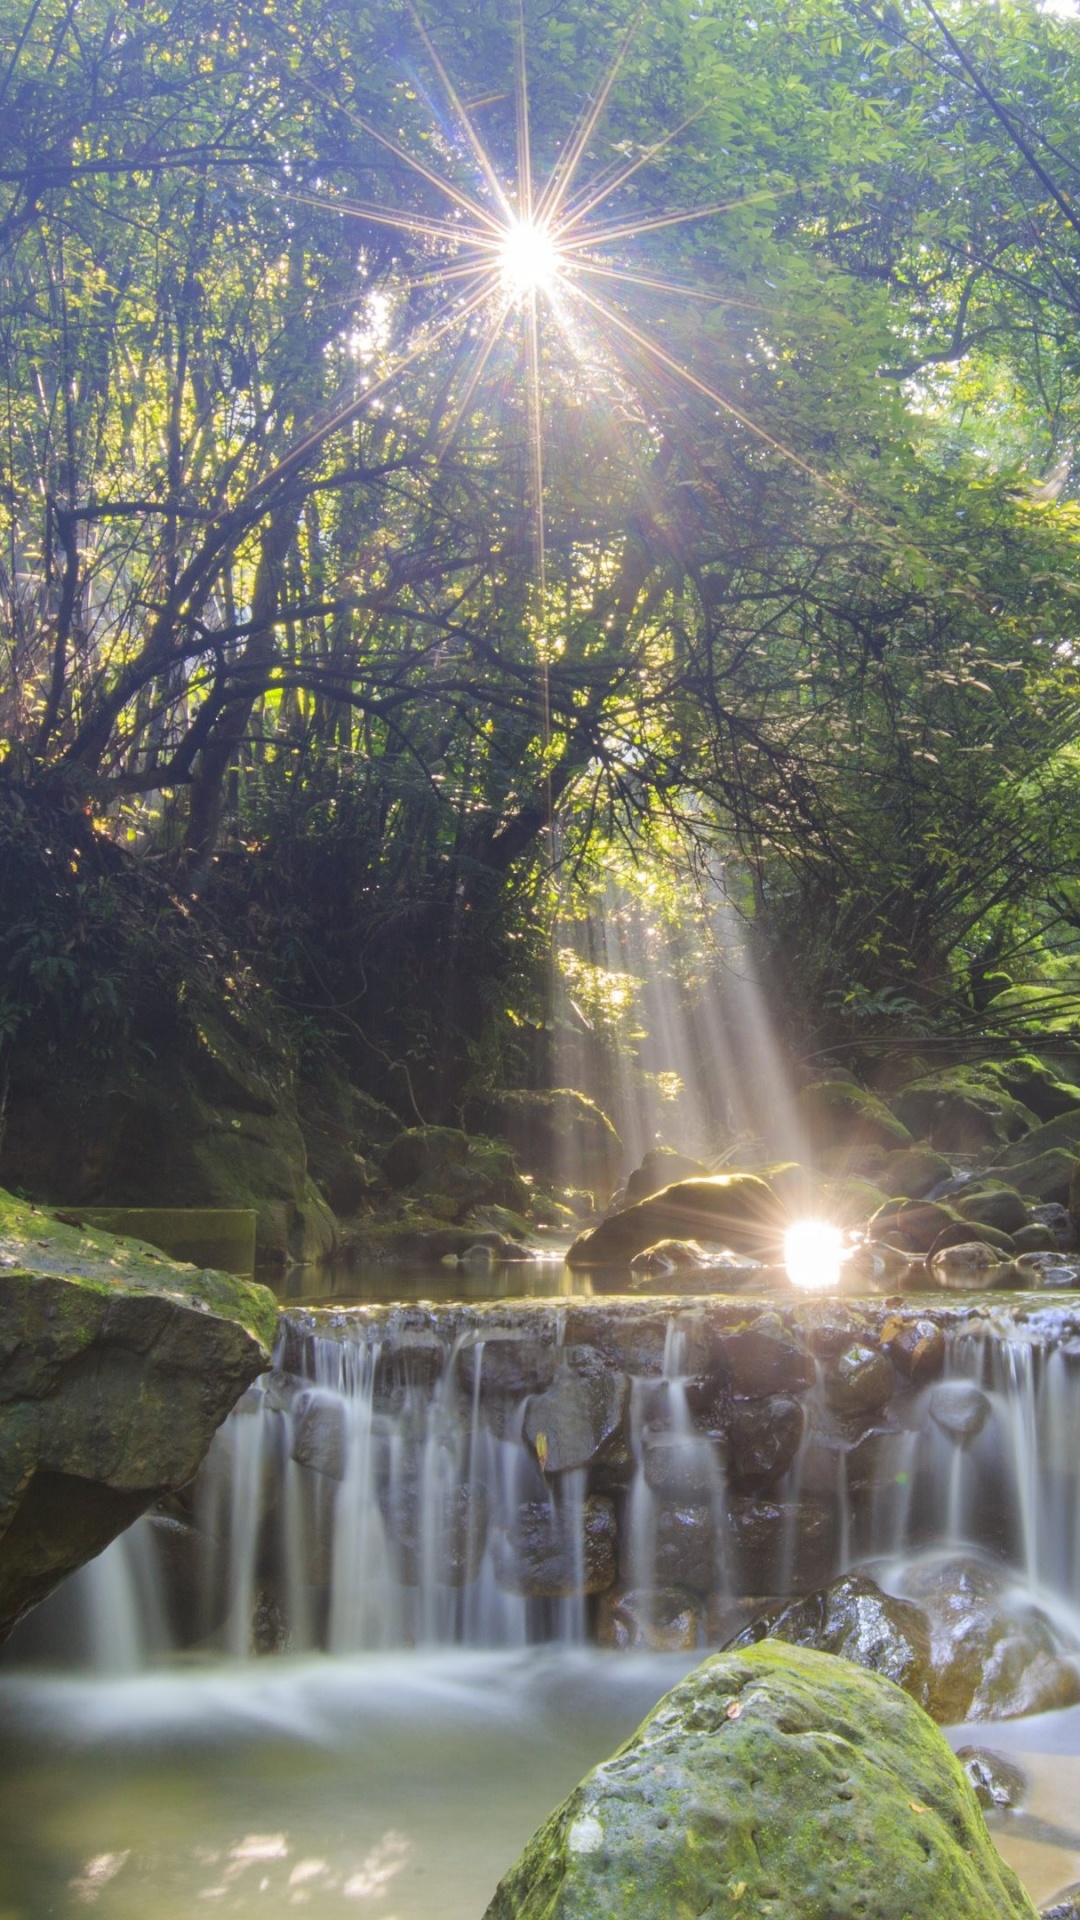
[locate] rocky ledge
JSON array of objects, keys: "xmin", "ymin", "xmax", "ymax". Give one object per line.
[{"xmin": 0, "ymin": 1188, "xmax": 278, "ymax": 1641}]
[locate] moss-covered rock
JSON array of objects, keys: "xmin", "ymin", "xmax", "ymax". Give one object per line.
[
  {"xmin": 483, "ymin": 1640, "xmax": 1038, "ymax": 1920},
  {"xmin": 795, "ymin": 1078, "xmax": 912, "ymax": 1157},
  {"xmin": 983, "ymin": 1055, "xmax": 1080, "ymax": 1123},
  {"xmin": 624, "ymin": 1147, "xmax": 709, "ymax": 1205},
  {"xmin": 566, "ymin": 1175, "xmax": 788, "ymax": 1269},
  {"xmin": 893, "ymin": 1069, "xmax": 1039, "ymax": 1154},
  {"xmin": 992, "ymin": 1147, "xmax": 1079, "ymax": 1208},
  {"xmin": 0, "ymin": 1188, "xmax": 277, "ymax": 1640},
  {"xmin": 464, "ymin": 1089, "xmax": 622, "ymax": 1200},
  {"xmin": 874, "ymin": 1143, "xmax": 953, "ymax": 1199}
]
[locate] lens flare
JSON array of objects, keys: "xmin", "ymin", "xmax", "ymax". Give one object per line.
[
  {"xmin": 500, "ymin": 219, "xmax": 560, "ymax": 296},
  {"xmin": 784, "ymin": 1220, "xmax": 845, "ymax": 1292}
]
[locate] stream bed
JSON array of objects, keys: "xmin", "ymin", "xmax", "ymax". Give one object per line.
[{"xmin": 3, "ymin": 1648, "xmax": 1080, "ymax": 1918}]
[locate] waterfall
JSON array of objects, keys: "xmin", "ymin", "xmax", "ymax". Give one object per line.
[{"xmin": 10, "ymin": 1298, "xmax": 1080, "ymax": 1671}]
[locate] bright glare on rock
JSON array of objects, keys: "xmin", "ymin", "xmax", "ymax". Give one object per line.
[
  {"xmin": 500, "ymin": 219, "xmax": 559, "ymax": 296},
  {"xmin": 784, "ymin": 1220, "xmax": 845, "ymax": 1291}
]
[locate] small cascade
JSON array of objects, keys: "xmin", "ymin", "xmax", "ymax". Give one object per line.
[{"xmin": 10, "ymin": 1296, "xmax": 1080, "ymax": 1670}]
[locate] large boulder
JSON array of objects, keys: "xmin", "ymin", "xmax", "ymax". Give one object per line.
[
  {"xmin": 795, "ymin": 1079, "xmax": 912, "ymax": 1159},
  {"xmin": 0, "ymin": 1189, "xmax": 277, "ymax": 1641},
  {"xmin": 624, "ymin": 1147, "xmax": 709, "ymax": 1205},
  {"xmin": 893, "ymin": 1069, "xmax": 1039, "ymax": 1154},
  {"xmin": 566, "ymin": 1175, "xmax": 787, "ymax": 1269},
  {"xmin": 984, "ymin": 1055, "xmax": 1080, "ymax": 1123},
  {"xmin": 483, "ymin": 1640, "xmax": 1038, "ymax": 1919},
  {"xmin": 464, "ymin": 1089, "xmax": 622, "ymax": 1200}
]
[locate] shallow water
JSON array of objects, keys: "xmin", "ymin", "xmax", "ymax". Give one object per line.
[
  {"xmin": 3, "ymin": 1649, "xmax": 1080, "ymax": 1917},
  {"xmin": 0, "ymin": 1650, "xmax": 694, "ymax": 1918}
]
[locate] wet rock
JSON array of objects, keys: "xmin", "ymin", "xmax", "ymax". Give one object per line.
[
  {"xmin": 928, "ymin": 1219, "xmax": 1017, "ymax": 1261},
  {"xmin": 522, "ymin": 1350, "xmax": 627, "ymax": 1474},
  {"xmin": 1016, "ymin": 1254, "xmax": 1080, "ymax": 1288},
  {"xmin": 956, "ymin": 1187, "xmax": 1031, "ymax": 1235},
  {"xmin": 566, "ymin": 1174, "xmax": 788, "ymax": 1269},
  {"xmin": 880, "ymin": 1313, "xmax": 946, "ymax": 1384},
  {"xmin": 628, "ymin": 1238, "xmax": 711, "ymax": 1276},
  {"xmin": 291, "ymin": 1388, "xmax": 348, "ymax": 1480},
  {"xmin": 1031, "ymin": 1202, "xmax": 1078, "ymax": 1248},
  {"xmin": 641, "ymin": 1425, "xmax": 723, "ymax": 1499},
  {"xmin": 1042, "ymin": 1885, "xmax": 1080, "ymax": 1920},
  {"xmin": 493, "ymin": 1495, "xmax": 616, "ymax": 1597},
  {"xmin": 373, "ymin": 1335, "xmax": 446, "ymax": 1407},
  {"xmin": 795, "ymin": 1078, "xmax": 912, "ymax": 1156},
  {"xmin": 0, "ymin": 1190, "xmax": 277, "ymax": 1642},
  {"xmin": 728, "ymin": 1572, "xmax": 933, "ymax": 1708},
  {"xmin": 869, "ymin": 1199, "xmax": 959, "ymax": 1253},
  {"xmin": 928, "ymin": 1381, "xmax": 992, "ymax": 1444},
  {"xmin": 897, "ymin": 1552, "xmax": 1080, "ymax": 1722},
  {"xmin": 823, "ymin": 1342, "xmax": 894, "ymax": 1417},
  {"xmin": 596, "ymin": 1584, "xmax": 700, "ymax": 1651},
  {"xmin": 726, "ymin": 1395, "xmax": 804, "ymax": 1492},
  {"xmin": 725, "ymin": 1496, "xmax": 837, "ymax": 1594},
  {"xmin": 928, "ymin": 1239, "xmax": 1013, "ymax": 1284},
  {"xmin": 631, "ymin": 1503, "xmax": 717, "ymax": 1592},
  {"xmin": 483, "ymin": 1641, "xmax": 1039, "ymax": 1920},
  {"xmin": 710, "ymin": 1315, "xmax": 815, "ymax": 1396},
  {"xmin": 1012, "ymin": 1225, "xmax": 1062, "ymax": 1254},
  {"xmin": 388, "ymin": 1481, "xmax": 489, "ymax": 1587},
  {"xmin": 456, "ymin": 1332, "xmax": 556, "ymax": 1400},
  {"xmin": 954, "ymin": 1746, "xmax": 1029, "ymax": 1811},
  {"xmin": 625, "ymin": 1148, "xmax": 709, "ymax": 1206},
  {"xmin": 790, "ymin": 1300, "xmax": 867, "ymax": 1359}
]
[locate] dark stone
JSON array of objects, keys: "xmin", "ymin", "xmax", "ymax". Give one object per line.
[
  {"xmin": 456, "ymin": 1332, "xmax": 557, "ymax": 1400},
  {"xmin": 929, "ymin": 1381, "xmax": 992, "ymax": 1444},
  {"xmin": 795, "ymin": 1079, "xmax": 912, "ymax": 1154},
  {"xmin": 893, "ymin": 1072, "xmax": 1038, "ymax": 1154},
  {"xmin": 522, "ymin": 1350, "xmax": 627, "ymax": 1474},
  {"xmin": 710, "ymin": 1316, "xmax": 815, "ymax": 1396},
  {"xmin": 956, "ymin": 1187, "xmax": 1030, "ymax": 1235},
  {"xmin": 728, "ymin": 1572, "xmax": 934, "ymax": 1710},
  {"xmin": 290, "ymin": 1388, "xmax": 347, "ymax": 1480},
  {"xmin": 869, "ymin": 1198, "xmax": 960, "ymax": 1252},
  {"xmin": 927, "ymin": 1219, "xmax": 1017, "ymax": 1260},
  {"xmin": 566, "ymin": 1175, "xmax": 788, "ymax": 1269},
  {"xmin": 625, "ymin": 1148, "xmax": 708, "ymax": 1205},
  {"xmin": 725, "ymin": 1496, "xmax": 837, "ymax": 1594},
  {"xmin": 879, "ymin": 1314, "xmax": 946, "ymax": 1384},
  {"xmin": 641, "ymin": 1425, "xmax": 724, "ymax": 1498},
  {"xmin": 726, "ymin": 1395, "xmax": 804, "ymax": 1493},
  {"xmin": 387, "ymin": 1481, "xmax": 489, "ymax": 1587},
  {"xmin": 1041, "ymin": 1886, "xmax": 1080, "ymax": 1920},
  {"xmin": 823, "ymin": 1342, "xmax": 894, "ymax": 1417},
  {"xmin": 955, "ymin": 1746, "xmax": 1029, "ymax": 1812},
  {"xmin": 897, "ymin": 1552, "xmax": 1080, "ymax": 1722},
  {"xmin": 596, "ymin": 1584, "xmax": 700, "ymax": 1650},
  {"xmin": 635, "ymin": 1502, "xmax": 717, "ymax": 1592},
  {"xmin": 493, "ymin": 1495, "xmax": 616, "ymax": 1597}
]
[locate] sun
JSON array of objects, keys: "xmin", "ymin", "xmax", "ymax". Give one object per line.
[{"xmin": 499, "ymin": 218, "xmax": 561, "ymax": 299}]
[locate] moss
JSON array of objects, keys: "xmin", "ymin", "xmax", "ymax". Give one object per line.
[
  {"xmin": 485, "ymin": 1642, "xmax": 1038, "ymax": 1920},
  {"xmin": 0, "ymin": 1188, "xmax": 278, "ymax": 1351}
]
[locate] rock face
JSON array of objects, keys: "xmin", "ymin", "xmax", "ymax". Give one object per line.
[
  {"xmin": 483, "ymin": 1641, "xmax": 1038, "ymax": 1920},
  {"xmin": 566, "ymin": 1174, "xmax": 788, "ymax": 1269},
  {"xmin": 0, "ymin": 1189, "xmax": 277, "ymax": 1641}
]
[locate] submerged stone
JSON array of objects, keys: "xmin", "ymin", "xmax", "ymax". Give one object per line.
[
  {"xmin": 928, "ymin": 1381, "xmax": 992, "ymax": 1444},
  {"xmin": 482, "ymin": 1641, "xmax": 1038, "ymax": 1920},
  {"xmin": 955, "ymin": 1745, "xmax": 1029, "ymax": 1811}
]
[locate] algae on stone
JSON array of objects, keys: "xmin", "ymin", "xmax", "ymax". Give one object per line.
[{"xmin": 484, "ymin": 1640, "xmax": 1038, "ymax": 1920}]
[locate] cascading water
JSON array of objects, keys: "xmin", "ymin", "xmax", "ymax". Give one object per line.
[{"xmin": 15, "ymin": 1296, "xmax": 1080, "ymax": 1673}]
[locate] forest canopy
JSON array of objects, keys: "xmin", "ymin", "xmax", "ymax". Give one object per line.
[{"xmin": 2, "ymin": 0, "xmax": 1080, "ymax": 1110}]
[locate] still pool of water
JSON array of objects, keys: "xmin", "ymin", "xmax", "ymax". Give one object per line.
[{"xmin": 2, "ymin": 1649, "xmax": 1080, "ymax": 1918}]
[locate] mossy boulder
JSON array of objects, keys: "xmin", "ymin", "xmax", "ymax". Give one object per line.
[
  {"xmin": 983, "ymin": 1055, "xmax": 1080, "ymax": 1123},
  {"xmin": 955, "ymin": 1185, "xmax": 1030, "ymax": 1235},
  {"xmin": 566, "ymin": 1175, "xmax": 788, "ymax": 1270},
  {"xmin": 893, "ymin": 1069, "xmax": 1038, "ymax": 1154},
  {"xmin": 0, "ymin": 1188, "xmax": 277, "ymax": 1641},
  {"xmin": 876, "ymin": 1143, "xmax": 953, "ymax": 1199},
  {"xmin": 624, "ymin": 1147, "xmax": 709, "ymax": 1206},
  {"xmin": 991, "ymin": 1147, "xmax": 1079, "ymax": 1209},
  {"xmin": 483, "ymin": 1640, "xmax": 1038, "ymax": 1920},
  {"xmin": 464, "ymin": 1089, "xmax": 622, "ymax": 1200},
  {"xmin": 795, "ymin": 1079, "xmax": 912, "ymax": 1158}
]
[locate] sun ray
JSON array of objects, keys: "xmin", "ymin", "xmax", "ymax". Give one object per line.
[
  {"xmin": 535, "ymin": 3, "xmax": 645, "ymax": 228},
  {"xmin": 515, "ymin": 0, "xmax": 535, "ymax": 224},
  {"xmin": 432, "ymin": 303, "xmax": 514, "ymax": 459},
  {"xmin": 570, "ymin": 258, "xmax": 775, "ymax": 308},
  {"xmin": 244, "ymin": 276, "xmax": 501, "ymax": 504},
  {"xmin": 565, "ymin": 191, "xmax": 784, "ymax": 251},
  {"xmin": 407, "ymin": 1, "xmax": 516, "ymax": 221},
  {"xmin": 566, "ymin": 278, "xmax": 866, "ymax": 512},
  {"xmin": 279, "ymin": 189, "xmax": 495, "ymax": 251},
  {"xmin": 558, "ymin": 103, "xmax": 715, "ymax": 232}
]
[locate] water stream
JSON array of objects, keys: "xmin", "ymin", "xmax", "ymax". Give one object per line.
[{"xmin": 7, "ymin": 1284, "xmax": 1080, "ymax": 1915}]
